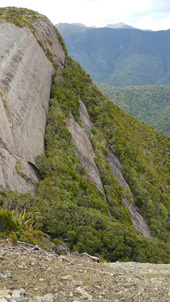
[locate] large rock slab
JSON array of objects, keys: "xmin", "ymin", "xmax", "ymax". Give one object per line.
[
  {"xmin": 79, "ymin": 98, "xmax": 93, "ymax": 139},
  {"xmin": 0, "ymin": 22, "xmax": 56, "ymax": 192},
  {"xmin": 66, "ymin": 106, "xmax": 104, "ymax": 193}
]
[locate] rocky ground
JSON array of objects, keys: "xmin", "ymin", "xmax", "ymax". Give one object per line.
[{"xmin": 0, "ymin": 239, "xmax": 170, "ymax": 302}]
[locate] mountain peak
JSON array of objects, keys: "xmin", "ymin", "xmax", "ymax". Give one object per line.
[
  {"xmin": 72, "ymin": 22, "xmax": 87, "ymax": 27},
  {"xmin": 105, "ymin": 22, "xmax": 137, "ymax": 29}
]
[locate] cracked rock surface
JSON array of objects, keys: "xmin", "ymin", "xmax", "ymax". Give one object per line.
[{"xmin": 0, "ymin": 239, "xmax": 170, "ymax": 302}]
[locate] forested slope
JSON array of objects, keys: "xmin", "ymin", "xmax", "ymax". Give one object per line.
[
  {"xmin": 97, "ymin": 83, "xmax": 170, "ymax": 136},
  {"xmin": 56, "ymin": 23, "xmax": 170, "ymax": 87}
]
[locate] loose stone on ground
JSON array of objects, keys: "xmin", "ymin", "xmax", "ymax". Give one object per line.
[{"xmin": 0, "ymin": 239, "xmax": 170, "ymax": 301}]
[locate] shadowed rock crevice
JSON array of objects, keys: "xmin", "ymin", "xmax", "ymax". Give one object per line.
[{"xmin": 27, "ymin": 161, "xmax": 40, "ymax": 179}]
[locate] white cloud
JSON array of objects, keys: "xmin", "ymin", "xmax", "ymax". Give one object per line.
[{"xmin": 0, "ymin": 0, "xmax": 170, "ymax": 30}]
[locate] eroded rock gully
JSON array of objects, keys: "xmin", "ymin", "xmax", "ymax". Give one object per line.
[{"xmin": 0, "ymin": 239, "xmax": 170, "ymax": 302}]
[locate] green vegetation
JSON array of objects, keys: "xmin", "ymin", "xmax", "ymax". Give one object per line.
[
  {"xmin": 15, "ymin": 161, "xmax": 28, "ymax": 180},
  {"xmin": 0, "ymin": 90, "xmax": 10, "ymax": 119},
  {"xmin": 1, "ymin": 8, "xmax": 170, "ymax": 263},
  {"xmin": 54, "ymin": 26, "xmax": 68, "ymax": 57},
  {"xmin": 47, "ymin": 39, "xmax": 53, "ymax": 46},
  {"xmin": 9, "ymin": 231, "xmax": 17, "ymax": 246},
  {"xmin": 2, "ymin": 53, "xmax": 170, "ymax": 262},
  {"xmin": 0, "ymin": 208, "xmax": 18, "ymax": 235},
  {"xmin": 46, "ymin": 48, "xmax": 54, "ymax": 63},
  {"xmin": 0, "ymin": 7, "xmax": 42, "ymax": 31},
  {"xmin": 0, "ymin": 191, "xmax": 54, "ymax": 251},
  {"xmin": 97, "ymin": 83, "xmax": 170, "ymax": 136}
]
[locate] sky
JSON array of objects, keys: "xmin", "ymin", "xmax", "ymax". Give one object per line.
[{"xmin": 0, "ymin": 0, "xmax": 170, "ymax": 31}]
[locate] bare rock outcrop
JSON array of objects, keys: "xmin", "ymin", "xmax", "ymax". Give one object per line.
[
  {"xmin": 79, "ymin": 98, "xmax": 93, "ymax": 139},
  {"xmin": 0, "ymin": 22, "xmax": 65, "ymax": 193},
  {"xmin": 66, "ymin": 100, "xmax": 104, "ymax": 193},
  {"xmin": 32, "ymin": 17, "xmax": 65, "ymax": 68},
  {"xmin": 107, "ymin": 145, "xmax": 152, "ymax": 238}
]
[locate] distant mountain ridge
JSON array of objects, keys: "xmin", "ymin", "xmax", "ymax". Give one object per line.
[
  {"xmin": 105, "ymin": 22, "xmax": 138, "ymax": 30},
  {"xmin": 56, "ymin": 23, "xmax": 170, "ymax": 87},
  {"xmin": 56, "ymin": 22, "xmax": 141, "ymax": 30}
]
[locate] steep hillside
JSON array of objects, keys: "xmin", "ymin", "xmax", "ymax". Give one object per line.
[
  {"xmin": 56, "ymin": 23, "xmax": 170, "ymax": 86},
  {"xmin": 97, "ymin": 83, "xmax": 170, "ymax": 136},
  {"xmin": 1, "ymin": 8, "xmax": 170, "ymax": 263}
]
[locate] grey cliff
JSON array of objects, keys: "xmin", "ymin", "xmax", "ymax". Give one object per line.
[{"xmin": 0, "ymin": 21, "xmax": 65, "ymax": 192}]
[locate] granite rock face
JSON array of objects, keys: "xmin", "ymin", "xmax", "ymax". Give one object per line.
[
  {"xmin": 79, "ymin": 98, "xmax": 93, "ymax": 139},
  {"xmin": 66, "ymin": 99, "xmax": 104, "ymax": 193},
  {"xmin": 32, "ymin": 17, "xmax": 65, "ymax": 69},
  {"xmin": 66, "ymin": 115, "xmax": 104, "ymax": 193},
  {"xmin": 0, "ymin": 22, "xmax": 65, "ymax": 192}
]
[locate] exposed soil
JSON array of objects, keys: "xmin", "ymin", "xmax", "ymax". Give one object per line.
[{"xmin": 0, "ymin": 239, "xmax": 170, "ymax": 301}]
